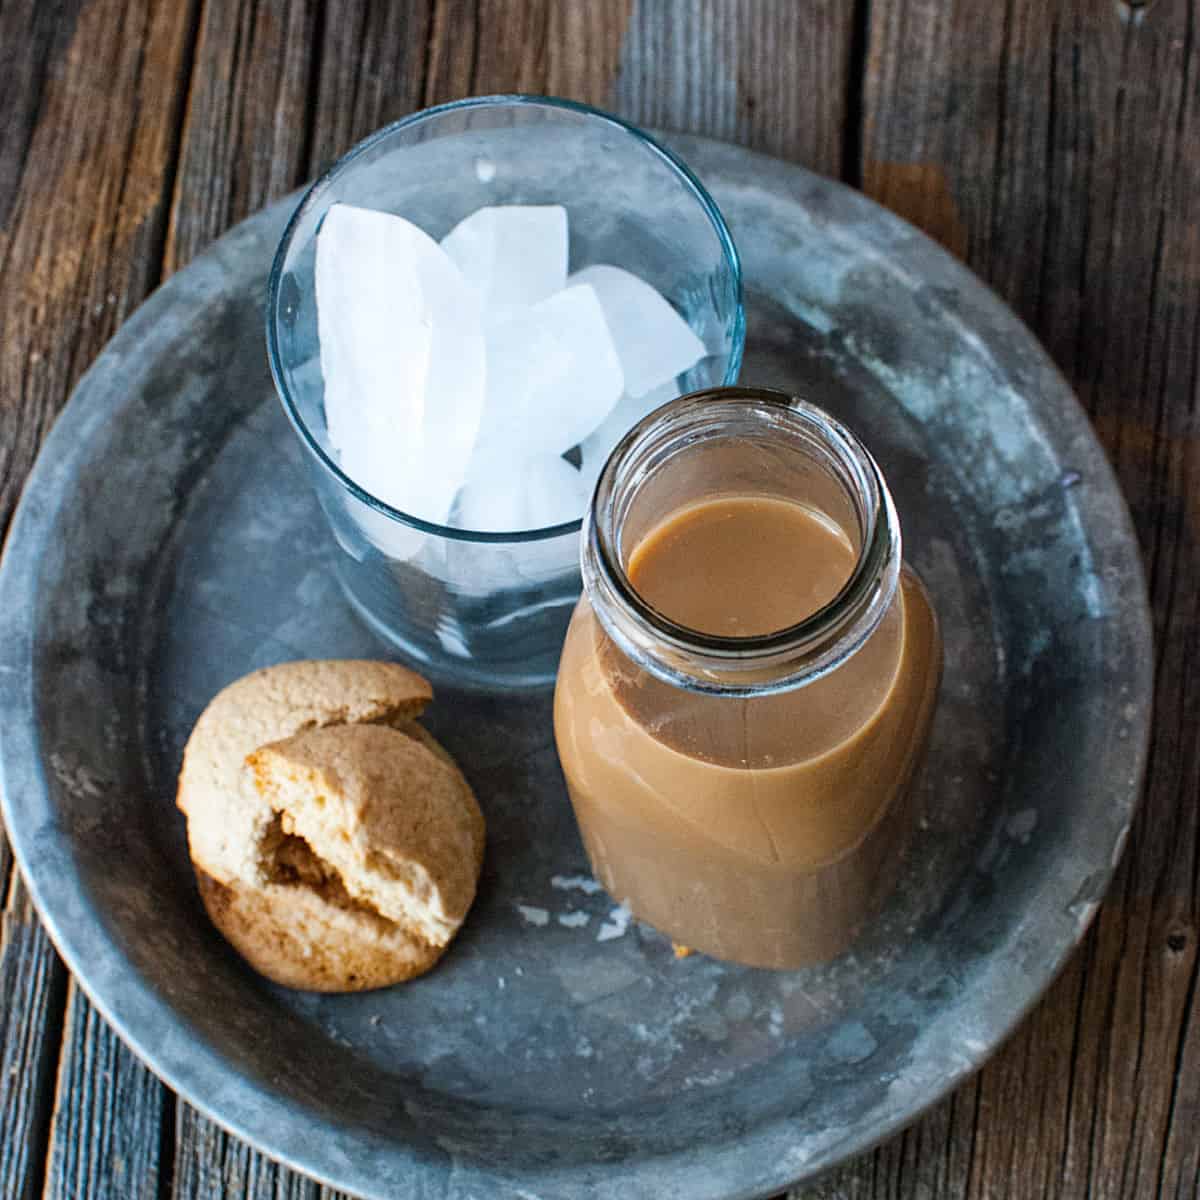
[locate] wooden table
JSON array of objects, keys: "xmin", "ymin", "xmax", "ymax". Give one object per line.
[{"xmin": 1, "ymin": 2, "xmax": 1195, "ymax": 1196}]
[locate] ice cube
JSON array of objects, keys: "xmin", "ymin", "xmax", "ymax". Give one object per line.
[
  {"xmin": 454, "ymin": 452, "xmax": 586, "ymax": 532},
  {"xmin": 452, "ymin": 451, "xmax": 526, "ymax": 533},
  {"xmin": 472, "ymin": 283, "xmax": 624, "ymax": 461},
  {"xmin": 579, "ymin": 381, "xmax": 678, "ymax": 495},
  {"xmin": 443, "ymin": 453, "xmax": 584, "ymax": 594},
  {"xmin": 521, "ymin": 454, "xmax": 589, "ymax": 530},
  {"xmin": 568, "ymin": 265, "xmax": 706, "ymax": 398},
  {"xmin": 441, "ymin": 205, "xmax": 567, "ymax": 311},
  {"xmin": 316, "ymin": 206, "xmax": 430, "ymax": 499},
  {"xmin": 315, "ymin": 203, "xmax": 485, "ymax": 556}
]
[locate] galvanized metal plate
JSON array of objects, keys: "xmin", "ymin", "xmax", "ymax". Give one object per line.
[{"xmin": 0, "ymin": 135, "xmax": 1152, "ymax": 1199}]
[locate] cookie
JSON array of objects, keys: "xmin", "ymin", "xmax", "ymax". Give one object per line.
[
  {"xmin": 177, "ymin": 659, "xmax": 431, "ymax": 886},
  {"xmin": 248, "ymin": 724, "xmax": 485, "ymax": 948},
  {"xmin": 194, "ymin": 867, "xmax": 445, "ymax": 992},
  {"xmin": 176, "ymin": 659, "xmax": 483, "ymax": 991}
]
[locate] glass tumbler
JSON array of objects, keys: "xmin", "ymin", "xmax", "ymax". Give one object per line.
[{"xmin": 267, "ymin": 95, "xmax": 744, "ymax": 689}]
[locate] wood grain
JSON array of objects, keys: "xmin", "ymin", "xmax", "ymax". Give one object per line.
[
  {"xmin": 0, "ymin": 0, "xmax": 200, "ymax": 1195},
  {"xmin": 0, "ymin": 881, "xmax": 67, "ymax": 1199},
  {"xmin": 172, "ymin": 1106, "xmax": 348, "ymax": 1199},
  {"xmin": 163, "ymin": 0, "xmax": 319, "ymax": 273},
  {"xmin": 0, "ymin": 0, "xmax": 89, "ymax": 900},
  {"xmin": 305, "ymin": 1, "xmax": 432, "ymax": 175},
  {"xmin": 0, "ymin": 0, "xmax": 85, "ymax": 231},
  {"xmin": 613, "ymin": 0, "xmax": 856, "ymax": 176},
  {"xmin": 790, "ymin": 2, "xmax": 1200, "ymax": 1197},
  {"xmin": 43, "ymin": 984, "xmax": 167, "ymax": 1200},
  {"xmin": 0, "ymin": 0, "xmax": 199, "ymax": 531},
  {"xmin": 420, "ymin": 0, "xmax": 634, "ymax": 112}
]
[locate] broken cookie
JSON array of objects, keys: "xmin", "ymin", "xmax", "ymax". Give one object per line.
[{"xmin": 176, "ymin": 660, "xmax": 484, "ymax": 992}]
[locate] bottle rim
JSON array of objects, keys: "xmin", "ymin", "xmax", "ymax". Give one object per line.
[{"xmin": 582, "ymin": 386, "xmax": 902, "ymax": 695}]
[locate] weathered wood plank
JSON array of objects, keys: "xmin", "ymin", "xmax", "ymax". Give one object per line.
[
  {"xmin": 0, "ymin": 0, "xmax": 200, "ymax": 530},
  {"xmin": 305, "ymin": 0, "xmax": 432, "ymax": 175},
  {"xmin": 0, "ymin": 877, "xmax": 68, "ymax": 1200},
  {"xmin": 0, "ymin": 0, "xmax": 85, "ymax": 229},
  {"xmin": 420, "ymin": 0, "xmax": 633, "ymax": 113},
  {"xmin": 613, "ymin": 0, "xmax": 856, "ymax": 177},
  {"xmin": 42, "ymin": 982, "xmax": 167, "ymax": 1200},
  {"xmin": 806, "ymin": 1, "xmax": 1200, "ymax": 1197},
  {"xmin": 0, "ymin": 0, "xmax": 78, "ymax": 906},
  {"xmin": 163, "ymin": 0, "xmax": 320, "ymax": 274},
  {"xmin": 316, "ymin": 0, "xmax": 854, "ymax": 183},
  {"xmin": 309, "ymin": 0, "xmax": 636, "ymax": 179},
  {"xmin": 173, "ymin": 1104, "xmax": 350, "ymax": 1199},
  {"xmin": 0, "ymin": 0, "xmax": 201, "ymax": 1195}
]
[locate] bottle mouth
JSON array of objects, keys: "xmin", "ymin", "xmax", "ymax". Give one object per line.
[{"xmin": 583, "ymin": 386, "xmax": 902, "ymax": 695}]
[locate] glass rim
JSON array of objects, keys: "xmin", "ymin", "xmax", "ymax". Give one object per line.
[
  {"xmin": 586, "ymin": 386, "xmax": 900, "ymax": 681},
  {"xmin": 265, "ymin": 93, "xmax": 746, "ymax": 545}
]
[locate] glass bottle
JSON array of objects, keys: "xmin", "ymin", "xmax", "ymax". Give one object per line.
[{"xmin": 553, "ymin": 387, "xmax": 942, "ymax": 968}]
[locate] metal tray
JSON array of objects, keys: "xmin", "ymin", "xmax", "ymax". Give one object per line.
[{"xmin": 0, "ymin": 134, "xmax": 1152, "ymax": 1199}]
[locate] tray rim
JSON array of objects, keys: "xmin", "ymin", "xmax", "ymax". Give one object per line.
[{"xmin": 0, "ymin": 133, "xmax": 1154, "ymax": 1199}]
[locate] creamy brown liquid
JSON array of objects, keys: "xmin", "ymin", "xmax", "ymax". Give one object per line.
[
  {"xmin": 554, "ymin": 496, "xmax": 941, "ymax": 968},
  {"xmin": 629, "ymin": 497, "xmax": 853, "ymax": 637}
]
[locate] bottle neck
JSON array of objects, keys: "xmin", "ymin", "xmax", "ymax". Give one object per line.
[{"xmin": 581, "ymin": 387, "xmax": 902, "ymax": 696}]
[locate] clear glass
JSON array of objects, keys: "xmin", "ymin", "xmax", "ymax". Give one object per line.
[
  {"xmin": 267, "ymin": 95, "xmax": 744, "ymax": 689},
  {"xmin": 554, "ymin": 387, "xmax": 943, "ymax": 967}
]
